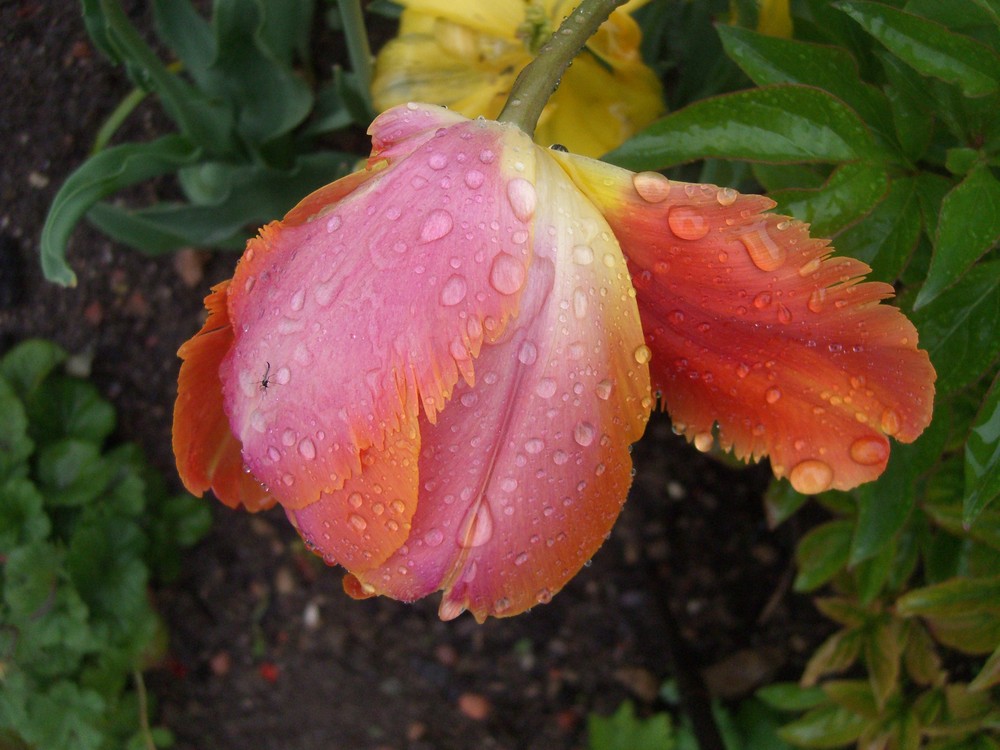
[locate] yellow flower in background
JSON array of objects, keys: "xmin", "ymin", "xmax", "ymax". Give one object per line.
[
  {"xmin": 371, "ymin": 0, "xmax": 665, "ymax": 157},
  {"xmin": 730, "ymin": 0, "xmax": 793, "ymax": 37}
]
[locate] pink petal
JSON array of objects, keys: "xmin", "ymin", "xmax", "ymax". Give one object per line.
[
  {"xmin": 555, "ymin": 156, "xmax": 935, "ymax": 494},
  {"xmin": 343, "ymin": 151, "xmax": 651, "ymax": 620},
  {"xmin": 221, "ymin": 106, "xmax": 540, "ymax": 510}
]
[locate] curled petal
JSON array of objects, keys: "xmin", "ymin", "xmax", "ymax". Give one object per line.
[
  {"xmin": 222, "ymin": 106, "xmax": 540, "ymax": 509},
  {"xmin": 173, "ymin": 281, "xmax": 274, "ymax": 511},
  {"xmin": 557, "ymin": 155, "xmax": 935, "ymax": 493},
  {"xmin": 343, "ymin": 151, "xmax": 651, "ymax": 620}
]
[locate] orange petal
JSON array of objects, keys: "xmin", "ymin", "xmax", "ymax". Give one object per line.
[
  {"xmin": 557, "ymin": 156, "xmax": 935, "ymax": 493},
  {"xmin": 347, "ymin": 149, "xmax": 651, "ymax": 620},
  {"xmin": 285, "ymin": 413, "xmax": 420, "ymax": 571},
  {"xmin": 173, "ymin": 281, "xmax": 274, "ymax": 511},
  {"xmin": 221, "ymin": 106, "xmax": 541, "ymax": 510}
]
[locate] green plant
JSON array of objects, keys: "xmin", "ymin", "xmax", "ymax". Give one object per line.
[
  {"xmin": 606, "ymin": 1, "xmax": 1000, "ymax": 746},
  {"xmin": 41, "ymin": 0, "xmax": 369, "ymax": 287},
  {"xmin": 0, "ymin": 339, "xmax": 212, "ymax": 750}
]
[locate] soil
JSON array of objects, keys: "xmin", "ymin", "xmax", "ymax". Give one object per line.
[{"xmin": 1, "ymin": 4, "xmax": 830, "ymax": 749}]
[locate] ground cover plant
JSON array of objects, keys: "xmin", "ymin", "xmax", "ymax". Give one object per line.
[{"xmin": 16, "ymin": 0, "xmax": 1000, "ymax": 747}]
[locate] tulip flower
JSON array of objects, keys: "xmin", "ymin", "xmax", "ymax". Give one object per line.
[
  {"xmin": 371, "ymin": 0, "xmax": 664, "ymax": 157},
  {"xmin": 173, "ymin": 0, "xmax": 934, "ymax": 622}
]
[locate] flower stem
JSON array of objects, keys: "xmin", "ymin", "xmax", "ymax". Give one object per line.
[{"xmin": 497, "ymin": 0, "xmax": 627, "ymax": 137}]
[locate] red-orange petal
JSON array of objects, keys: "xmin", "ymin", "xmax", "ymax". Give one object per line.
[
  {"xmin": 557, "ymin": 157, "xmax": 936, "ymax": 493},
  {"xmin": 346, "ymin": 150, "xmax": 651, "ymax": 620},
  {"xmin": 173, "ymin": 281, "xmax": 274, "ymax": 511}
]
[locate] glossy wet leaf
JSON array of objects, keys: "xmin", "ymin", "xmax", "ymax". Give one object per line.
[
  {"xmin": 33, "ymin": 440, "xmax": 112, "ymax": 507},
  {"xmin": 26, "ymin": 377, "xmax": 116, "ymax": 447},
  {"xmin": 837, "ymin": 1, "xmax": 1000, "ymax": 97},
  {"xmin": 914, "ymin": 261, "xmax": 1000, "ymax": 396},
  {"xmin": 794, "ymin": 520, "xmax": 853, "ymax": 591},
  {"xmin": 605, "ymin": 85, "xmax": 878, "ymax": 170},
  {"xmin": 898, "ymin": 575, "xmax": 1000, "ymax": 618},
  {"xmin": 916, "ymin": 166, "xmax": 1000, "ymax": 309},
  {"xmin": 0, "ymin": 339, "xmax": 67, "ymax": 400},
  {"xmin": 865, "ymin": 615, "xmax": 903, "ymax": 709},
  {"xmin": 40, "ymin": 135, "xmax": 201, "ymax": 286},
  {"xmin": 756, "ymin": 682, "xmax": 829, "ymax": 712},
  {"xmin": 965, "ymin": 373, "xmax": 1000, "ymax": 524},
  {"xmin": 770, "ymin": 162, "xmax": 889, "ymax": 237},
  {"xmin": 777, "ymin": 702, "xmax": 867, "ymax": 748},
  {"xmin": 880, "ymin": 52, "xmax": 935, "ymax": 162}
]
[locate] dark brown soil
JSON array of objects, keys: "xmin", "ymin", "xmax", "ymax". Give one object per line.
[{"xmin": 1, "ymin": 5, "xmax": 829, "ymax": 749}]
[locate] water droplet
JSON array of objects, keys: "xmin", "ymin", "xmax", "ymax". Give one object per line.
[
  {"xmin": 518, "ymin": 340, "xmax": 538, "ymax": 364},
  {"xmin": 574, "ymin": 422, "xmax": 596, "ymax": 447},
  {"xmin": 428, "ymin": 152, "xmax": 448, "ymax": 170},
  {"xmin": 572, "ymin": 245, "xmax": 594, "ymax": 265},
  {"xmin": 514, "ymin": 552, "xmax": 529, "ymax": 566},
  {"xmin": 881, "ymin": 409, "xmax": 901, "ymax": 436},
  {"xmin": 753, "ymin": 291, "xmax": 772, "ymax": 309},
  {"xmin": 573, "ymin": 287, "xmax": 588, "ymax": 319},
  {"xmin": 740, "ymin": 227, "xmax": 786, "ymax": 271},
  {"xmin": 464, "ymin": 170, "xmax": 485, "ymax": 189},
  {"xmin": 765, "ymin": 387, "xmax": 782, "ymax": 404},
  {"xmin": 489, "ymin": 253, "xmax": 526, "ymax": 295},
  {"xmin": 789, "ymin": 459, "xmax": 833, "ymax": 494},
  {"xmin": 348, "ymin": 513, "xmax": 367, "ymax": 531},
  {"xmin": 298, "ymin": 437, "xmax": 316, "ymax": 460},
  {"xmin": 289, "ymin": 288, "xmax": 305, "ymax": 312},
  {"xmin": 535, "ymin": 378, "xmax": 557, "ymax": 399},
  {"xmin": 536, "ymin": 588, "xmax": 553, "ymax": 604},
  {"xmin": 716, "ymin": 187, "xmax": 738, "ymax": 206},
  {"xmin": 553, "ymin": 450, "xmax": 569, "ymax": 465},
  {"xmin": 479, "ymin": 148, "xmax": 495, "ymax": 163},
  {"xmin": 776, "ymin": 303, "xmax": 792, "ymax": 324},
  {"xmin": 440, "ymin": 275, "xmax": 468, "ymax": 306},
  {"xmin": 250, "ymin": 410, "xmax": 267, "ymax": 433},
  {"xmin": 424, "ymin": 528, "xmax": 444, "ymax": 547},
  {"xmin": 507, "ymin": 178, "xmax": 537, "ymax": 221},
  {"xmin": 348, "ymin": 492, "xmax": 363, "ymax": 509},
  {"xmin": 736, "ymin": 363, "xmax": 750, "ymax": 379},
  {"xmin": 632, "ymin": 171, "xmax": 671, "ymax": 203},
  {"xmin": 633, "ymin": 344, "xmax": 652, "ymax": 364},
  {"xmin": 326, "ymin": 215, "xmax": 342, "ymax": 233},
  {"xmin": 799, "ymin": 258, "xmax": 822, "ymax": 276},
  {"xmin": 390, "ymin": 499, "xmax": 406, "ymax": 514},
  {"xmin": 595, "ymin": 379, "xmax": 613, "ymax": 400},
  {"xmin": 808, "ymin": 288, "xmax": 826, "ymax": 313},
  {"xmin": 525, "ymin": 437, "xmax": 544, "ymax": 454},
  {"xmin": 850, "ymin": 435, "xmax": 889, "ymax": 465},
  {"xmin": 419, "ymin": 209, "xmax": 453, "ymax": 242},
  {"xmin": 694, "ymin": 432, "xmax": 713, "ymax": 452},
  {"xmin": 458, "ymin": 503, "xmax": 493, "ymax": 548},
  {"xmin": 667, "ymin": 206, "xmax": 710, "ymax": 240}
]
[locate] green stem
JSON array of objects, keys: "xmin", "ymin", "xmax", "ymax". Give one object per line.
[
  {"xmin": 337, "ymin": 0, "xmax": 375, "ymax": 116},
  {"xmin": 497, "ymin": 0, "xmax": 627, "ymax": 136}
]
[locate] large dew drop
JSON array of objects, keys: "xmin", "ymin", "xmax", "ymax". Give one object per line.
[
  {"xmin": 849, "ymin": 435, "xmax": 889, "ymax": 466},
  {"xmin": 458, "ymin": 503, "xmax": 494, "ymax": 548},
  {"xmin": 667, "ymin": 206, "xmax": 711, "ymax": 240},
  {"xmin": 789, "ymin": 459, "xmax": 833, "ymax": 494},
  {"xmin": 489, "ymin": 253, "xmax": 526, "ymax": 295},
  {"xmin": 419, "ymin": 209, "xmax": 454, "ymax": 243},
  {"xmin": 439, "ymin": 275, "xmax": 468, "ymax": 306},
  {"xmin": 740, "ymin": 226, "xmax": 786, "ymax": 271},
  {"xmin": 506, "ymin": 178, "xmax": 537, "ymax": 221},
  {"xmin": 632, "ymin": 171, "xmax": 671, "ymax": 203}
]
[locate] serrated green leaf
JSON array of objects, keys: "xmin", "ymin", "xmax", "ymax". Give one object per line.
[
  {"xmin": 795, "ymin": 520, "xmax": 854, "ymax": 591},
  {"xmin": 965, "ymin": 372, "xmax": 1000, "ymax": 523},
  {"xmin": 865, "ymin": 615, "xmax": 903, "ymax": 709},
  {"xmin": 587, "ymin": 701, "xmax": 675, "ymax": 750},
  {"xmin": 834, "ymin": 175, "xmax": 921, "ymax": 282},
  {"xmin": 26, "ymin": 376, "xmax": 115, "ymax": 446},
  {"xmin": 752, "ymin": 162, "xmax": 829, "ymax": 193},
  {"xmin": 771, "ymin": 162, "xmax": 889, "ymax": 237},
  {"xmin": 717, "ymin": 25, "xmax": 894, "ymax": 141},
  {"xmin": 604, "ymin": 85, "xmax": 879, "ymax": 170},
  {"xmin": 757, "ymin": 682, "xmax": 830, "ymax": 712},
  {"xmin": 34, "ymin": 439, "xmax": 112, "ymax": 507},
  {"xmin": 923, "ymin": 501, "xmax": 1000, "ymax": 552},
  {"xmin": 0, "ymin": 478, "xmax": 50, "ymax": 553},
  {"xmin": 777, "ymin": 703, "xmax": 868, "ymax": 748},
  {"xmin": 913, "ymin": 260, "xmax": 1000, "ymax": 395},
  {"xmin": 916, "ymin": 166, "xmax": 1000, "ymax": 308},
  {"xmin": 40, "ymin": 135, "xmax": 201, "ymax": 286},
  {"xmin": 879, "ymin": 52, "xmax": 935, "ymax": 162},
  {"xmin": 838, "ymin": 1, "xmax": 1000, "ymax": 97},
  {"xmin": 0, "ymin": 379, "xmax": 33, "ymax": 483},
  {"xmin": 0, "ymin": 339, "xmax": 67, "ymax": 400}
]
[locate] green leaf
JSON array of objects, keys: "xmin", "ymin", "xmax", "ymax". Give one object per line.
[
  {"xmin": 604, "ymin": 85, "xmax": 879, "ymax": 170},
  {"xmin": 913, "ymin": 260, "xmax": 1000, "ymax": 395},
  {"xmin": 795, "ymin": 520, "xmax": 854, "ymax": 591},
  {"xmin": 802, "ymin": 628, "xmax": 864, "ymax": 685},
  {"xmin": 0, "ymin": 478, "xmax": 50, "ymax": 553},
  {"xmin": 897, "ymin": 575, "xmax": 1000, "ymax": 618},
  {"xmin": 777, "ymin": 703, "xmax": 867, "ymax": 748},
  {"xmin": 21, "ymin": 681, "xmax": 105, "ymax": 750},
  {"xmin": 26, "ymin": 376, "xmax": 116, "ymax": 446},
  {"xmin": 0, "ymin": 378, "xmax": 33, "ymax": 482},
  {"xmin": 854, "ymin": 534, "xmax": 896, "ymax": 604},
  {"xmin": 837, "ymin": 1, "xmax": 1000, "ymax": 97},
  {"xmin": 764, "ymin": 479, "xmax": 808, "ymax": 528},
  {"xmin": 717, "ymin": 25, "xmax": 894, "ymax": 141},
  {"xmin": 0, "ymin": 339, "xmax": 67, "ymax": 400},
  {"xmin": 34, "ymin": 439, "xmax": 113, "ymax": 507},
  {"xmin": 965, "ymin": 373, "xmax": 1000, "ymax": 523},
  {"xmin": 834, "ymin": 175, "xmax": 921, "ymax": 282},
  {"xmin": 880, "ymin": 52, "xmax": 935, "ymax": 162},
  {"xmin": 865, "ymin": 616, "xmax": 903, "ymax": 709},
  {"xmin": 87, "ymin": 151, "xmax": 356, "ymax": 254},
  {"xmin": 770, "ymin": 162, "xmax": 889, "ymax": 237},
  {"xmin": 151, "ymin": 0, "xmax": 214, "ymax": 86},
  {"xmin": 587, "ymin": 701, "xmax": 675, "ymax": 750},
  {"xmin": 757, "ymin": 683, "xmax": 829, "ymax": 712},
  {"xmin": 40, "ymin": 135, "xmax": 201, "ymax": 286},
  {"xmin": 970, "ymin": 643, "xmax": 1000, "ymax": 691},
  {"xmin": 916, "ymin": 166, "xmax": 1000, "ymax": 308}
]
